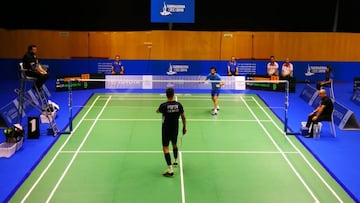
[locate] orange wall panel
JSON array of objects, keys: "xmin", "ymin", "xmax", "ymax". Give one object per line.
[{"xmin": 1, "ymin": 29, "xmax": 360, "ymax": 61}]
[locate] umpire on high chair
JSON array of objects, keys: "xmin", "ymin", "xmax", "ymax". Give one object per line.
[
  {"xmin": 22, "ymin": 44, "xmax": 49, "ymax": 90},
  {"xmin": 305, "ymin": 89, "xmax": 334, "ymax": 138}
]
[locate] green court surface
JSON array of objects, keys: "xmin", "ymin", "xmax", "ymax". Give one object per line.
[{"xmin": 9, "ymin": 93, "xmax": 354, "ymax": 203}]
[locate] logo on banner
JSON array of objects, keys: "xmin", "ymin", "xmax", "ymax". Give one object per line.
[
  {"xmin": 160, "ymin": 2, "xmax": 171, "ymax": 16},
  {"xmin": 305, "ymin": 64, "xmax": 314, "ymax": 76},
  {"xmin": 307, "ymin": 65, "xmax": 327, "ymax": 74},
  {"xmin": 160, "ymin": 2, "xmax": 185, "ymax": 16},
  {"xmin": 166, "ymin": 63, "xmax": 189, "ymax": 75},
  {"xmin": 167, "ymin": 63, "xmax": 176, "ymax": 75}
]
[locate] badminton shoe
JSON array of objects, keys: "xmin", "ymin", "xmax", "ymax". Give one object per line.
[
  {"xmin": 212, "ymin": 110, "xmax": 218, "ymax": 116},
  {"xmin": 305, "ymin": 134, "xmax": 313, "ymax": 138},
  {"xmin": 162, "ymin": 170, "xmax": 174, "ymax": 177},
  {"xmin": 173, "ymin": 161, "xmax": 178, "ymax": 167}
]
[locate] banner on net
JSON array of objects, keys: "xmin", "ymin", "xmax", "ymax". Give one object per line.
[{"xmin": 105, "ymin": 75, "xmax": 246, "ymax": 90}]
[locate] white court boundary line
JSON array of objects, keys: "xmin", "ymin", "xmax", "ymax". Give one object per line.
[
  {"xmin": 20, "ymin": 93, "xmax": 344, "ymax": 203},
  {"xmin": 20, "ymin": 96, "xmax": 110, "ymax": 203},
  {"xmin": 248, "ymin": 96, "xmax": 344, "ymax": 203},
  {"xmin": 45, "ymin": 96, "xmax": 112, "ymax": 203},
  {"xmin": 179, "ymin": 152, "xmax": 185, "ymax": 203},
  {"xmin": 94, "ymin": 93, "xmax": 344, "ymax": 202},
  {"xmin": 59, "ymin": 150, "xmax": 299, "ymax": 154},
  {"xmin": 84, "ymin": 118, "xmax": 272, "ymax": 122},
  {"xmin": 240, "ymin": 96, "xmax": 320, "ymax": 202}
]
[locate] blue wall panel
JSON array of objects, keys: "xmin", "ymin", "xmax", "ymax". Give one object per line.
[{"xmin": 1, "ymin": 59, "xmax": 359, "ymax": 83}]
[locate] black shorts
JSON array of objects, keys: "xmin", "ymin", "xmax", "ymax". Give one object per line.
[{"xmin": 162, "ymin": 129, "xmax": 178, "ymax": 146}]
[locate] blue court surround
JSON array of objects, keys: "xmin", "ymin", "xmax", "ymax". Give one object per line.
[{"xmin": 0, "ymin": 79, "xmax": 360, "ymax": 202}]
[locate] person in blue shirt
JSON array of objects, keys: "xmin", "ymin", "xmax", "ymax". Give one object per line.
[
  {"xmin": 111, "ymin": 54, "xmax": 124, "ymax": 74},
  {"xmin": 227, "ymin": 56, "xmax": 239, "ymax": 76},
  {"xmin": 204, "ymin": 66, "xmax": 224, "ymax": 115}
]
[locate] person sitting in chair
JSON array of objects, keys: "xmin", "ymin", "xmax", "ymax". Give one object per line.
[
  {"xmin": 21, "ymin": 44, "xmax": 49, "ymax": 91},
  {"xmin": 316, "ymin": 65, "xmax": 333, "ymax": 90},
  {"xmin": 304, "ymin": 89, "xmax": 334, "ymax": 138},
  {"xmin": 267, "ymin": 55, "xmax": 279, "ymax": 76}
]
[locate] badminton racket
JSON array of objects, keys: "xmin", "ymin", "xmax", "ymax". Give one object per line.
[{"xmin": 178, "ymin": 133, "xmax": 185, "ymax": 149}]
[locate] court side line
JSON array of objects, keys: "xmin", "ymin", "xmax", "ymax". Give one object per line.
[
  {"xmin": 241, "ymin": 96, "xmax": 320, "ymax": 203},
  {"xmin": 59, "ymin": 150, "xmax": 299, "ymax": 154},
  {"xmin": 45, "ymin": 96, "xmax": 112, "ymax": 203},
  {"xmin": 20, "ymin": 96, "xmax": 102, "ymax": 203},
  {"xmin": 84, "ymin": 118, "xmax": 272, "ymax": 122},
  {"xmin": 100, "ymin": 97, "xmax": 272, "ymax": 102},
  {"xmin": 99, "ymin": 97, "xmax": 272, "ymax": 102},
  {"xmin": 179, "ymin": 152, "xmax": 185, "ymax": 203},
  {"xmin": 98, "ymin": 94, "xmax": 251, "ymax": 98},
  {"xmin": 251, "ymin": 97, "xmax": 344, "ymax": 203},
  {"xmin": 75, "ymin": 105, "xmax": 285, "ymax": 110}
]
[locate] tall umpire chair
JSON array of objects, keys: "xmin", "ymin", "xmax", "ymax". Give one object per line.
[{"xmin": 17, "ymin": 62, "xmax": 59, "ymax": 136}]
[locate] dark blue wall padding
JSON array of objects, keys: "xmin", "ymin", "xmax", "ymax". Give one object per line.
[{"xmin": 1, "ymin": 59, "xmax": 360, "ymax": 82}]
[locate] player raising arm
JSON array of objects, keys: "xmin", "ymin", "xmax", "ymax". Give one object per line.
[{"xmin": 204, "ymin": 66, "xmax": 224, "ymax": 116}]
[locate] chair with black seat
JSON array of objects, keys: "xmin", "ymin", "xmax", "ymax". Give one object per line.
[
  {"xmin": 19, "ymin": 62, "xmax": 37, "ymax": 91},
  {"xmin": 312, "ymin": 109, "xmax": 336, "ymax": 139}
]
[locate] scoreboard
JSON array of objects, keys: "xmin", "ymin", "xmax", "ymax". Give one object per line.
[{"xmin": 56, "ymin": 73, "xmax": 105, "ymax": 91}]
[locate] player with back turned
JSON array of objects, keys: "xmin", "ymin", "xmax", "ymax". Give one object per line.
[{"xmin": 156, "ymin": 87, "xmax": 187, "ymax": 177}]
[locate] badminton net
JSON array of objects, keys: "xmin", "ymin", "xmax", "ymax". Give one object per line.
[{"xmin": 63, "ymin": 76, "xmax": 292, "ymax": 135}]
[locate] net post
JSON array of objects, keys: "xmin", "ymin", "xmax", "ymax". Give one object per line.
[
  {"xmin": 284, "ymin": 80, "xmax": 301, "ymax": 135},
  {"xmin": 59, "ymin": 80, "xmax": 73, "ymax": 134},
  {"xmin": 68, "ymin": 80, "xmax": 73, "ymax": 132},
  {"xmin": 284, "ymin": 80, "xmax": 289, "ymax": 134}
]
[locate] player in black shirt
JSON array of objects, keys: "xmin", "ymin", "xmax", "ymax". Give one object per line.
[
  {"xmin": 156, "ymin": 87, "xmax": 187, "ymax": 177},
  {"xmin": 22, "ymin": 44, "xmax": 49, "ymax": 90}
]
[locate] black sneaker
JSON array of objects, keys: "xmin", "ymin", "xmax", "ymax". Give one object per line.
[
  {"xmin": 173, "ymin": 161, "xmax": 178, "ymax": 167},
  {"xmin": 162, "ymin": 170, "xmax": 174, "ymax": 177},
  {"xmin": 305, "ymin": 134, "xmax": 313, "ymax": 138}
]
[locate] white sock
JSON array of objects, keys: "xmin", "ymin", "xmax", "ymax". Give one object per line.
[{"xmin": 168, "ymin": 165, "xmax": 173, "ymax": 173}]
